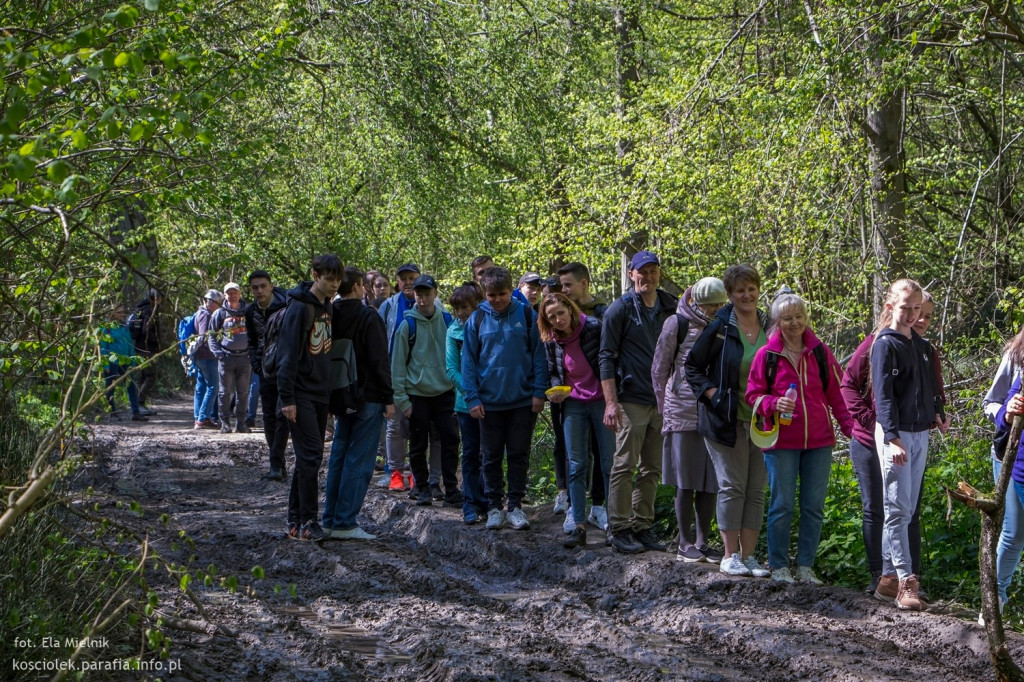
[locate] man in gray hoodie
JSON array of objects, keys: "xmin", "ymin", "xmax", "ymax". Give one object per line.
[{"xmin": 210, "ymin": 282, "xmax": 251, "ymax": 433}]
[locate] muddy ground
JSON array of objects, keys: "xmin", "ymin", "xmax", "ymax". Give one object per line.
[{"xmin": 77, "ymin": 398, "xmax": 1022, "ymax": 681}]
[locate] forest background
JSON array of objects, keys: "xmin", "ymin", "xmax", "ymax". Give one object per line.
[{"xmin": 4, "ymin": 0, "xmax": 1024, "ymax": 671}]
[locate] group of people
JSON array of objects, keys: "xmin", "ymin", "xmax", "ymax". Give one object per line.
[{"xmin": 102, "ymin": 250, "xmax": 1024, "ymax": 619}]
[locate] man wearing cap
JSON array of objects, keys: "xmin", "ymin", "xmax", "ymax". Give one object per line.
[
  {"xmin": 193, "ymin": 289, "xmax": 223, "ymax": 429},
  {"xmin": 131, "ymin": 288, "xmax": 163, "ymax": 415},
  {"xmin": 599, "ymin": 250, "xmax": 678, "ymax": 554},
  {"xmin": 518, "ymin": 272, "xmax": 543, "ymax": 308},
  {"xmin": 245, "ymin": 270, "xmax": 291, "ymax": 479},
  {"xmin": 209, "ymin": 282, "xmax": 251, "ymax": 433},
  {"xmin": 390, "ymin": 274, "xmax": 460, "ymax": 506},
  {"xmin": 378, "ymin": 263, "xmax": 446, "ymax": 496}
]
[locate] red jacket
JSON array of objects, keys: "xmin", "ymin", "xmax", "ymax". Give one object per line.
[{"xmin": 746, "ymin": 328, "xmax": 853, "ymax": 450}]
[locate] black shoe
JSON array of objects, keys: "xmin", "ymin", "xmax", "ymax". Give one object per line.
[
  {"xmin": 444, "ymin": 490, "xmax": 464, "ymax": 506},
  {"xmin": 131, "ymin": 413, "xmax": 148, "ymax": 422},
  {"xmin": 416, "ymin": 487, "xmax": 433, "ymax": 506},
  {"xmin": 634, "ymin": 528, "xmax": 667, "ymax": 552},
  {"xmin": 605, "ymin": 527, "xmax": 612, "ymax": 547},
  {"xmin": 430, "ymin": 484, "xmax": 445, "ymax": 501},
  {"xmin": 865, "ymin": 573, "xmax": 882, "ymax": 596},
  {"xmin": 264, "ymin": 468, "xmax": 284, "ymax": 482},
  {"xmin": 563, "ymin": 526, "xmax": 587, "ymax": 549},
  {"xmin": 245, "ymin": 417, "xmax": 256, "ymax": 428},
  {"xmin": 408, "ymin": 489, "xmax": 418, "ymax": 500},
  {"xmin": 610, "ymin": 531, "xmax": 645, "ymax": 554},
  {"xmin": 220, "ymin": 423, "xmax": 232, "ymax": 434}
]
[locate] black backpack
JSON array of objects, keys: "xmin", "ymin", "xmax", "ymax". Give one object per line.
[
  {"xmin": 329, "ymin": 309, "xmax": 370, "ymax": 415},
  {"xmin": 261, "ymin": 300, "xmax": 314, "ymax": 382},
  {"xmin": 765, "ymin": 345, "xmax": 830, "ymax": 393}
]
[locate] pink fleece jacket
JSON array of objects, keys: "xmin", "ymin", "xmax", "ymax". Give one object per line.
[{"xmin": 745, "ymin": 328, "xmax": 854, "ymax": 450}]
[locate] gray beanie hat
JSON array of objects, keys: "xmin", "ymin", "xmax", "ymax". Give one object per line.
[{"xmin": 692, "ymin": 277, "xmax": 728, "ymax": 305}]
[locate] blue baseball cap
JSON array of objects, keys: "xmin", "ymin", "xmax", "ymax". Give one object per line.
[
  {"xmin": 629, "ymin": 250, "xmax": 660, "ymax": 270},
  {"xmin": 396, "ymin": 263, "xmax": 421, "ymax": 276}
]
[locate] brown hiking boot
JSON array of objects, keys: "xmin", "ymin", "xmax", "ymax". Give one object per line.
[
  {"xmin": 873, "ymin": 573, "xmax": 898, "ymax": 602},
  {"xmin": 896, "ymin": 575, "xmax": 924, "ymax": 611}
]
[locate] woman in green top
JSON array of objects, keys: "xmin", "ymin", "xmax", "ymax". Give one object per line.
[{"xmin": 684, "ymin": 264, "xmax": 770, "ymax": 578}]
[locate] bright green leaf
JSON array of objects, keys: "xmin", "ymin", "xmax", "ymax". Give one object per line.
[
  {"xmin": 114, "ymin": 52, "xmax": 131, "ymax": 68},
  {"xmin": 18, "ymin": 141, "xmax": 35, "ymax": 156}
]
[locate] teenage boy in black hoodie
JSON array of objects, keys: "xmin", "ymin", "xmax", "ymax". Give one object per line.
[
  {"xmin": 323, "ymin": 267, "xmax": 395, "ymax": 540},
  {"xmin": 246, "ymin": 269, "xmax": 290, "ymax": 481},
  {"xmin": 278, "ymin": 254, "xmax": 343, "ymax": 542}
]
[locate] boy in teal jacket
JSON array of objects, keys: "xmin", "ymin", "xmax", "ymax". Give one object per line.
[{"xmin": 391, "ymin": 274, "xmax": 460, "ymax": 506}]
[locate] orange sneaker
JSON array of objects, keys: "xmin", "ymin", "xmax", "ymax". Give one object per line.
[{"xmin": 389, "ymin": 469, "xmax": 406, "ymax": 491}]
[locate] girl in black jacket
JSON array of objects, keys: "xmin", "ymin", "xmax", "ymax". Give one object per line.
[{"xmin": 539, "ymin": 293, "xmax": 612, "ymax": 549}]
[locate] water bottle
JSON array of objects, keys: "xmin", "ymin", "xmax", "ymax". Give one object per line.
[{"xmin": 779, "ymin": 383, "xmax": 797, "ymax": 426}]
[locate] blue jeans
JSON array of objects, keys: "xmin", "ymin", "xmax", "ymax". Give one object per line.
[
  {"xmin": 194, "ymin": 358, "xmax": 219, "ymax": 422},
  {"xmin": 322, "ymin": 402, "xmax": 385, "ymax": 530},
  {"xmin": 763, "ymin": 446, "xmax": 833, "ymax": 569},
  {"xmin": 997, "ymin": 459, "xmax": 1024, "ymax": 603},
  {"xmin": 457, "ymin": 411, "xmax": 486, "ymax": 517},
  {"xmin": 247, "ymin": 372, "xmax": 260, "ymax": 420},
  {"xmin": 103, "ymin": 364, "xmax": 140, "ymax": 415},
  {"xmin": 563, "ymin": 399, "xmax": 614, "ymax": 526}
]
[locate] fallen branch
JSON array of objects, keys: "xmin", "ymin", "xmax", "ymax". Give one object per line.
[{"xmin": 948, "ymin": 409, "xmax": 1024, "ymax": 682}]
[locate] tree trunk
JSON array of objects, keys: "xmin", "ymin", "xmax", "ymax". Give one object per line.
[{"xmin": 614, "ymin": 5, "xmax": 644, "ymax": 294}]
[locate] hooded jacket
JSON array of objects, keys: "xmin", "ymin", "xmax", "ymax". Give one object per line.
[
  {"xmin": 193, "ymin": 305, "xmax": 217, "ymax": 361},
  {"xmin": 651, "ymin": 287, "xmax": 714, "ymax": 434},
  {"xmin": 746, "ymin": 327, "xmax": 854, "ymax": 450},
  {"xmin": 462, "ymin": 298, "xmax": 547, "ymax": 411},
  {"xmin": 684, "ymin": 303, "xmax": 770, "ymax": 447},
  {"xmin": 99, "ymin": 321, "xmax": 136, "ymax": 367},
  {"xmin": 390, "ymin": 306, "xmax": 454, "ymax": 414},
  {"xmin": 545, "ymin": 313, "xmax": 602, "ymax": 400},
  {"xmin": 209, "ymin": 301, "xmax": 249, "ymax": 359},
  {"xmin": 332, "ymin": 297, "xmax": 393, "ymax": 406},
  {"xmin": 598, "ymin": 289, "xmax": 679, "ymax": 406},
  {"xmin": 246, "ymin": 286, "xmax": 288, "ymax": 375},
  {"xmin": 276, "ymin": 281, "xmax": 333, "ymax": 407},
  {"xmin": 446, "ymin": 319, "xmax": 469, "ymax": 414},
  {"xmin": 871, "ymin": 326, "xmax": 943, "ymax": 444},
  {"xmin": 132, "ymin": 298, "xmax": 161, "ymax": 353}
]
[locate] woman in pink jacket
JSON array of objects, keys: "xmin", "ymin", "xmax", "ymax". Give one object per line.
[{"xmin": 746, "ymin": 291, "xmax": 854, "ymax": 585}]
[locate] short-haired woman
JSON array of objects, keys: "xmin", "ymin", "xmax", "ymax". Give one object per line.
[{"xmin": 746, "ymin": 292, "xmax": 853, "ymax": 584}]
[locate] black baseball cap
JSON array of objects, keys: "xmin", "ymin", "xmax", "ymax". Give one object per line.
[
  {"xmin": 413, "ymin": 274, "xmax": 437, "ymax": 290},
  {"xmin": 396, "ymin": 263, "xmax": 421, "ymax": 275}
]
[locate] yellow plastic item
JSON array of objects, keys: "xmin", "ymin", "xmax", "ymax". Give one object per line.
[{"xmin": 545, "ymin": 385, "xmax": 572, "ymax": 399}]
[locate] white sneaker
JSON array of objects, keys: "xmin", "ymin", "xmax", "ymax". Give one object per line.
[
  {"xmin": 587, "ymin": 505, "xmax": 608, "ymax": 531},
  {"xmin": 485, "ymin": 508, "xmax": 506, "ymax": 530},
  {"xmin": 553, "ymin": 491, "xmax": 569, "ymax": 514},
  {"xmin": 563, "ymin": 513, "xmax": 576, "ymax": 534},
  {"xmin": 795, "ymin": 565, "xmax": 823, "ymax": 585},
  {"xmin": 771, "ymin": 566, "xmax": 796, "ymax": 583},
  {"xmin": 508, "ymin": 508, "xmax": 530, "ymax": 530},
  {"xmin": 375, "ymin": 473, "xmax": 391, "ymax": 488},
  {"xmin": 331, "ymin": 527, "xmax": 376, "ymax": 540},
  {"xmin": 743, "ymin": 556, "xmax": 771, "ymax": 578},
  {"xmin": 719, "ymin": 553, "xmax": 753, "ymax": 576}
]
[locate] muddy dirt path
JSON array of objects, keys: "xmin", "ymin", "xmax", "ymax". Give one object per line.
[{"xmin": 83, "ymin": 399, "xmax": 1019, "ymax": 681}]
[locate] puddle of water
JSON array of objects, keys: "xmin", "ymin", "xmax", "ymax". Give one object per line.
[
  {"xmin": 274, "ymin": 604, "xmax": 411, "ymax": 663},
  {"xmin": 486, "ymin": 589, "xmax": 561, "ymax": 602}
]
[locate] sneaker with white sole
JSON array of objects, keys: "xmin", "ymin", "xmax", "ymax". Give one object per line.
[
  {"xmin": 563, "ymin": 513, "xmax": 576, "ymax": 535},
  {"xmin": 771, "ymin": 566, "xmax": 796, "ymax": 583},
  {"xmin": 698, "ymin": 544, "xmax": 724, "ymax": 564},
  {"xmin": 676, "ymin": 545, "xmax": 705, "ymax": 563},
  {"xmin": 508, "ymin": 508, "xmax": 530, "ymax": 530},
  {"xmin": 553, "ymin": 491, "xmax": 569, "ymax": 514},
  {"xmin": 485, "ymin": 508, "xmax": 506, "ymax": 530},
  {"xmin": 719, "ymin": 553, "xmax": 753, "ymax": 576},
  {"xmin": 331, "ymin": 527, "xmax": 377, "ymax": 540},
  {"xmin": 795, "ymin": 565, "xmax": 823, "ymax": 585},
  {"xmin": 743, "ymin": 556, "xmax": 771, "ymax": 578},
  {"xmin": 587, "ymin": 505, "xmax": 608, "ymax": 530}
]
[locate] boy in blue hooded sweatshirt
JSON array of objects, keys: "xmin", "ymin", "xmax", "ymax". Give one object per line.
[{"xmin": 462, "ymin": 266, "xmax": 548, "ymax": 531}]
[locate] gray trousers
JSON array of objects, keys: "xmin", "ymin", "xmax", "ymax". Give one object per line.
[
  {"xmin": 218, "ymin": 355, "xmax": 251, "ymax": 427},
  {"xmin": 704, "ymin": 422, "xmax": 766, "ymax": 532}
]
